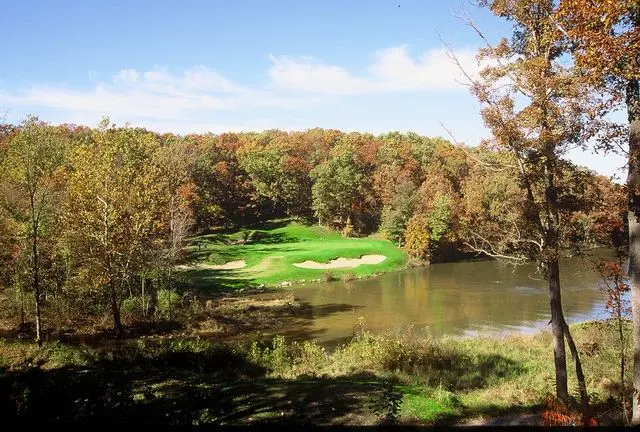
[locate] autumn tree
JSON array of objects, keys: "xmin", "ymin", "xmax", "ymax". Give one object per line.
[
  {"xmin": 191, "ymin": 133, "xmax": 266, "ymax": 229},
  {"xmin": 558, "ymin": 0, "xmax": 640, "ymax": 422},
  {"xmin": 154, "ymin": 135, "xmax": 197, "ymax": 268},
  {"xmin": 65, "ymin": 120, "xmax": 165, "ymax": 336},
  {"xmin": 0, "ymin": 117, "xmax": 67, "ymax": 345},
  {"xmin": 455, "ymin": 0, "xmax": 595, "ymax": 410}
]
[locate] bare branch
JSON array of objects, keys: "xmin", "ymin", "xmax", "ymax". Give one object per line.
[
  {"xmin": 439, "ymin": 121, "xmax": 516, "ymax": 171},
  {"xmin": 464, "ymin": 229, "xmax": 529, "ymax": 265}
]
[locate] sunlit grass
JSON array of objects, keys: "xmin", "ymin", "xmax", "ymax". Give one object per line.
[{"xmin": 181, "ymin": 220, "xmax": 407, "ymax": 288}]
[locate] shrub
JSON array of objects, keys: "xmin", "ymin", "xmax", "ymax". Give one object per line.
[
  {"xmin": 121, "ymin": 296, "xmax": 144, "ymax": 322},
  {"xmin": 156, "ymin": 289, "xmax": 182, "ymax": 320},
  {"xmin": 404, "ymin": 214, "xmax": 431, "ymax": 261},
  {"xmin": 341, "ymin": 272, "xmax": 356, "ymax": 282},
  {"xmin": 249, "ymin": 336, "xmax": 292, "ymax": 376},
  {"xmin": 322, "ymin": 271, "xmax": 337, "ymax": 282},
  {"xmin": 380, "ymin": 206, "xmax": 406, "ymax": 244},
  {"xmin": 342, "ymin": 217, "xmax": 355, "ymax": 238}
]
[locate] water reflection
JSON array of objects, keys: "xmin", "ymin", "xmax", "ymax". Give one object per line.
[{"xmin": 285, "ymin": 254, "xmax": 618, "ymax": 347}]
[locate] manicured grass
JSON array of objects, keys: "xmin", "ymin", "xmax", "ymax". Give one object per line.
[{"xmin": 181, "ymin": 220, "xmax": 408, "ymax": 289}]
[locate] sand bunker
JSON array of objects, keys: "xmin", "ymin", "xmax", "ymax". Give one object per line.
[
  {"xmin": 177, "ymin": 260, "xmax": 246, "ymax": 270},
  {"xmin": 293, "ymin": 255, "xmax": 386, "ymax": 269}
]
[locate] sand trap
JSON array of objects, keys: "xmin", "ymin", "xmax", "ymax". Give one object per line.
[
  {"xmin": 293, "ymin": 255, "xmax": 386, "ymax": 269},
  {"xmin": 177, "ymin": 260, "xmax": 246, "ymax": 270}
]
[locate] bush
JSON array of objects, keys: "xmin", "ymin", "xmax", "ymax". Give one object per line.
[
  {"xmin": 342, "ymin": 217, "xmax": 355, "ymax": 238},
  {"xmin": 322, "ymin": 271, "xmax": 337, "ymax": 282},
  {"xmin": 404, "ymin": 214, "xmax": 431, "ymax": 261},
  {"xmin": 156, "ymin": 289, "xmax": 182, "ymax": 320},
  {"xmin": 341, "ymin": 272, "xmax": 356, "ymax": 282},
  {"xmin": 249, "ymin": 336, "xmax": 292, "ymax": 376},
  {"xmin": 248, "ymin": 336, "xmax": 328, "ymax": 378},
  {"xmin": 121, "ymin": 296, "xmax": 144, "ymax": 322}
]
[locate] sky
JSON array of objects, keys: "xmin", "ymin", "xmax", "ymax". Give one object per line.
[{"xmin": 0, "ymin": 0, "xmax": 627, "ymax": 179}]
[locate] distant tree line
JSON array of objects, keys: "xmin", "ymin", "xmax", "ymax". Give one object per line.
[{"xmin": 0, "ymin": 117, "xmax": 623, "ymax": 343}]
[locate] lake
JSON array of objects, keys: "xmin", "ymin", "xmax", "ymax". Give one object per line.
[{"xmin": 272, "ymin": 253, "xmax": 621, "ymax": 348}]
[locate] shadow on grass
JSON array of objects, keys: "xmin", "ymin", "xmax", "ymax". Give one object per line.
[
  {"xmin": 179, "ymin": 269, "xmax": 260, "ymax": 295},
  {"xmin": 0, "ymin": 345, "xmax": 382, "ymax": 425},
  {"xmin": 421, "ymin": 352, "xmax": 524, "ymax": 391},
  {"xmin": 245, "ymin": 219, "xmax": 292, "ymax": 232},
  {"xmin": 247, "ymin": 230, "xmax": 298, "ymax": 245},
  {"xmin": 0, "ymin": 335, "xmax": 530, "ymax": 426}
]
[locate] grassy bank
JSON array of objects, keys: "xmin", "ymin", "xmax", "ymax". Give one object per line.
[
  {"xmin": 0, "ymin": 320, "xmax": 631, "ymax": 425},
  {"xmin": 180, "ymin": 220, "xmax": 408, "ymax": 291}
]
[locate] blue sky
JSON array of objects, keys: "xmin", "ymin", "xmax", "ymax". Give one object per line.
[{"xmin": 0, "ymin": 0, "xmax": 626, "ymax": 179}]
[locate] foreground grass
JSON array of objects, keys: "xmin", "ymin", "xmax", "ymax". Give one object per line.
[
  {"xmin": 180, "ymin": 220, "xmax": 407, "ymax": 290},
  {"xmin": 0, "ymin": 320, "xmax": 631, "ymax": 425}
]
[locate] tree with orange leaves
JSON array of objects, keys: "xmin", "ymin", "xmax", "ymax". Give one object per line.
[
  {"xmin": 558, "ymin": 0, "xmax": 640, "ymax": 422},
  {"xmin": 453, "ymin": 0, "xmax": 599, "ymax": 413}
]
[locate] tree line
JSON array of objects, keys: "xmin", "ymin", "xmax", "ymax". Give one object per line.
[{"xmin": 0, "ymin": 116, "xmax": 621, "ymax": 343}]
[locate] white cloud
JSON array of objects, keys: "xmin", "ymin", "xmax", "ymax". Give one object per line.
[
  {"xmin": 268, "ymin": 45, "xmax": 480, "ymax": 94},
  {"xmin": 0, "ymin": 65, "xmax": 310, "ymax": 124},
  {"xmin": 0, "ymin": 45, "xmax": 482, "ymax": 132}
]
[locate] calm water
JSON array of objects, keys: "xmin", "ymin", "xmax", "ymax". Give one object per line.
[{"xmin": 271, "ymin": 253, "xmax": 622, "ymax": 348}]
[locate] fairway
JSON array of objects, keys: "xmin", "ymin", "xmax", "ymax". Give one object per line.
[{"xmin": 180, "ymin": 220, "xmax": 408, "ymax": 289}]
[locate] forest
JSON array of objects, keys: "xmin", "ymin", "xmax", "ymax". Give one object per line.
[
  {"xmin": 1, "ymin": 0, "xmax": 639, "ymax": 427},
  {"xmin": 0, "ymin": 120, "xmax": 624, "ymax": 338}
]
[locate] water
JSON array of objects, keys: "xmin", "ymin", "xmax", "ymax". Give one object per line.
[{"xmin": 272, "ymin": 253, "xmax": 623, "ymax": 348}]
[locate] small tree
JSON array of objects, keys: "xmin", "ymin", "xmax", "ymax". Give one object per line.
[
  {"xmin": 557, "ymin": 1, "xmax": 640, "ymax": 422},
  {"xmin": 404, "ymin": 214, "xmax": 431, "ymax": 261}
]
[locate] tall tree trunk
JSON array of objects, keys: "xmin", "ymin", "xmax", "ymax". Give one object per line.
[
  {"xmin": 109, "ymin": 277, "xmax": 123, "ymax": 337},
  {"xmin": 548, "ymin": 260, "xmax": 569, "ymax": 404},
  {"xmin": 542, "ymin": 144, "xmax": 571, "ymax": 406},
  {"xmin": 627, "ymin": 77, "xmax": 640, "ymax": 425},
  {"xmin": 31, "ymin": 200, "xmax": 42, "ymax": 347}
]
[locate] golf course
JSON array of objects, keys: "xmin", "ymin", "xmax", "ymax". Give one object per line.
[{"xmin": 179, "ymin": 220, "xmax": 408, "ymax": 289}]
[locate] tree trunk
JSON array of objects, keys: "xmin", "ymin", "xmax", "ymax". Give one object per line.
[
  {"xmin": 31, "ymin": 200, "xmax": 43, "ymax": 347},
  {"xmin": 109, "ymin": 278, "xmax": 123, "ymax": 337},
  {"xmin": 19, "ymin": 283, "xmax": 25, "ymax": 327},
  {"xmin": 627, "ymin": 77, "xmax": 640, "ymax": 425},
  {"xmin": 619, "ymin": 308, "xmax": 630, "ymax": 425},
  {"xmin": 548, "ymin": 260, "xmax": 569, "ymax": 404},
  {"xmin": 563, "ymin": 319, "xmax": 589, "ymax": 421},
  {"xmin": 542, "ymin": 143, "xmax": 571, "ymax": 406}
]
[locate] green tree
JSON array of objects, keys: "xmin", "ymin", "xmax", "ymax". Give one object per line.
[
  {"xmin": 0, "ymin": 117, "xmax": 66, "ymax": 345},
  {"xmin": 238, "ymin": 143, "xmax": 312, "ymax": 218},
  {"xmin": 310, "ymin": 149, "xmax": 366, "ymax": 229},
  {"xmin": 379, "ymin": 180, "xmax": 416, "ymax": 245}
]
